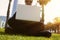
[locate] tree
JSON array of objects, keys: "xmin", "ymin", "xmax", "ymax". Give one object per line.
[
  {"xmin": 45, "ymin": 22, "xmax": 57, "ymax": 33},
  {"xmin": 37, "ymin": 0, "xmax": 50, "ymax": 30},
  {"xmin": 45, "ymin": 22, "xmax": 53, "ymax": 32},
  {"xmin": 5, "ymin": 0, "xmax": 12, "ymax": 32},
  {"xmin": 54, "ymin": 17, "xmax": 60, "ymax": 33}
]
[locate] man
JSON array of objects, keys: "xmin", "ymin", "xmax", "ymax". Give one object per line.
[{"xmin": 6, "ymin": 0, "xmax": 51, "ymax": 38}]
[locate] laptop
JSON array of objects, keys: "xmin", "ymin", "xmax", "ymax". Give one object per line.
[{"xmin": 16, "ymin": 4, "xmax": 40, "ymax": 22}]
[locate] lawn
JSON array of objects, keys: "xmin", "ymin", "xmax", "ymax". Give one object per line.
[{"xmin": 0, "ymin": 28, "xmax": 60, "ymax": 40}]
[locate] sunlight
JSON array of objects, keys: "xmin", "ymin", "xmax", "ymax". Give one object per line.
[
  {"xmin": 54, "ymin": 17, "xmax": 60, "ymax": 23},
  {"xmin": 0, "ymin": 0, "xmax": 60, "ymax": 24},
  {"xmin": 44, "ymin": 0, "xmax": 60, "ymax": 24},
  {"xmin": 0, "ymin": 0, "xmax": 9, "ymax": 16}
]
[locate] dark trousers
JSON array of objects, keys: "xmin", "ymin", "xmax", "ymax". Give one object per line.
[{"xmin": 5, "ymin": 13, "xmax": 51, "ymax": 37}]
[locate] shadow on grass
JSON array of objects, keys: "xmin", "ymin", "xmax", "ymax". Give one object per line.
[
  {"xmin": 0, "ymin": 32, "xmax": 6, "ymax": 35},
  {"xmin": 0, "ymin": 32, "xmax": 51, "ymax": 38},
  {"xmin": 0, "ymin": 32, "xmax": 17, "ymax": 35},
  {"xmin": 0, "ymin": 28, "xmax": 51, "ymax": 38}
]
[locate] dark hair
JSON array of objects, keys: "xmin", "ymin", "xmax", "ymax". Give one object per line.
[{"xmin": 25, "ymin": 0, "xmax": 33, "ymax": 5}]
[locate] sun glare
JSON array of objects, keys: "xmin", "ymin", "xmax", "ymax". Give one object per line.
[
  {"xmin": 0, "ymin": 0, "xmax": 60, "ymax": 24},
  {"xmin": 44, "ymin": 0, "xmax": 60, "ymax": 24}
]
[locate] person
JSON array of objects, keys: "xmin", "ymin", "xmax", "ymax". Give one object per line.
[{"xmin": 5, "ymin": 0, "xmax": 51, "ymax": 38}]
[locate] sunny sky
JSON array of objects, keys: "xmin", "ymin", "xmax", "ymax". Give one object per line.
[
  {"xmin": 0, "ymin": 0, "xmax": 9, "ymax": 16},
  {"xmin": 0, "ymin": 0, "xmax": 60, "ymax": 24},
  {"xmin": 0, "ymin": 0, "xmax": 14, "ymax": 17},
  {"xmin": 44, "ymin": 0, "xmax": 60, "ymax": 24}
]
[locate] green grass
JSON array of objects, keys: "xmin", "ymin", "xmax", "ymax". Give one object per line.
[{"xmin": 0, "ymin": 28, "xmax": 60, "ymax": 40}]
